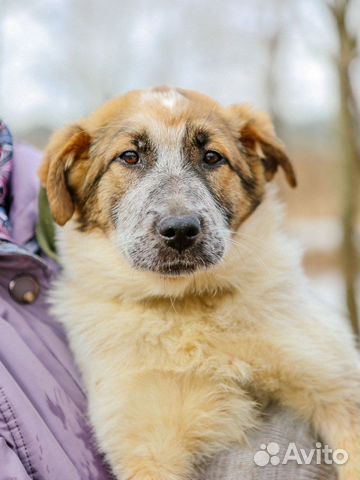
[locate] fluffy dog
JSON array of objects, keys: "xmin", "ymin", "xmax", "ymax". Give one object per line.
[{"xmin": 40, "ymin": 87, "xmax": 359, "ymax": 480}]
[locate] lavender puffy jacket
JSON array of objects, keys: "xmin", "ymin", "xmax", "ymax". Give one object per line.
[{"xmin": 0, "ymin": 144, "xmax": 112, "ymax": 479}]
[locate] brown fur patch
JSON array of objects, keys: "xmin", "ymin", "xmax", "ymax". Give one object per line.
[
  {"xmin": 227, "ymin": 104, "xmax": 297, "ymax": 188},
  {"xmin": 39, "ymin": 125, "xmax": 91, "ymax": 225}
]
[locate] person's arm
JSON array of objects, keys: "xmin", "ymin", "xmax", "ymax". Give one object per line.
[
  {"xmin": 0, "ymin": 438, "xmax": 32, "ymax": 480},
  {"xmin": 202, "ymin": 404, "xmax": 337, "ymax": 479}
]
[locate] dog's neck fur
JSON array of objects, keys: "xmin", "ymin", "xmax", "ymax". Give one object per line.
[{"xmin": 56, "ymin": 185, "xmax": 304, "ymax": 306}]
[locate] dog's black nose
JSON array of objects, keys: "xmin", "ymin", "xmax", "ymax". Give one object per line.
[{"xmin": 157, "ymin": 215, "xmax": 201, "ymax": 252}]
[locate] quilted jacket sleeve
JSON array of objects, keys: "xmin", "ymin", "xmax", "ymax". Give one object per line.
[
  {"xmin": 0, "ymin": 254, "xmax": 113, "ymax": 480},
  {"xmin": 0, "ymin": 438, "xmax": 32, "ymax": 480}
]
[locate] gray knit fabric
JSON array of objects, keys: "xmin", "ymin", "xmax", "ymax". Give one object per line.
[{"xmin": 200, "ymin": 405, "xmax": 337, "ymax": 479}]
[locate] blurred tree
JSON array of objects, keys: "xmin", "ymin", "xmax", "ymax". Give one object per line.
[
  {"xmin": 263, "ymin": 1, "xmax": 285, "ymax": 134},
  {"xmin": 329, "ymin": 0, "xmax": 360, "ymax": 336}
]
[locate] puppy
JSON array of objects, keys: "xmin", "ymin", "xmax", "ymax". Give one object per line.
[{"xmin": 40, "ymin": 87, "xmax": 359, "ymax": 480}]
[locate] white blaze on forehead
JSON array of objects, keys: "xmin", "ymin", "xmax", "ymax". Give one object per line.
[
  {"xmin": 153, "ymin": 122, "xmax": 187, "ymax": 176},
  {"xmin": 141, "ymin": 88, "xmax": 187, "ymax": 110},
  {"xmin": 138, "ymin": 88, "xmax": 190, "ymax": 175}
]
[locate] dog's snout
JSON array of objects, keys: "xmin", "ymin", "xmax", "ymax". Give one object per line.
[{"xmin": 157, "ymin": 215, "xmax": 201, "ymax": 253}]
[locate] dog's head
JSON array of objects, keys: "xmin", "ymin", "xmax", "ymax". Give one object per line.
[{"xmin": 40, "ymin": 87, "xmax": 296, "ymax": 277}]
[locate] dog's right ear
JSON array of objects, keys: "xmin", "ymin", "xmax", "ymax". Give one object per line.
[{"xmin": 39, "ymin": 124, "xmax": 91, "ymax": 226}]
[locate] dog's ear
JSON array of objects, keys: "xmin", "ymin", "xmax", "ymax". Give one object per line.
[
  {"xmin": 228, "ymin": 105, "xmax": 297, "ymax": 188},
  {"xmin": 39, "ymin": 124, "xmax": 91, "ymax": 226}
]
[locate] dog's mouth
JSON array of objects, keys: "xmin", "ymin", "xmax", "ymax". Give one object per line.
[
  {"xmin": 131, "ymin": 249, "xmax": 224, "ymax": 277},
  {"xmin": 156, "ymin": 260, "xmax": 199, "ymax": 277},
  {"xmin": 124, "ymin": 233, "xmax": 227, "ymax": 277}
]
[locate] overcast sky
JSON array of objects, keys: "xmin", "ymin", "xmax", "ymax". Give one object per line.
[{"xmin": 0, "ymin": 0, "xmax": 359, "ymax": 131}]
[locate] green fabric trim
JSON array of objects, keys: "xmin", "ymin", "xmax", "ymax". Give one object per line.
[{"xmin": 36, "ymin": 187, "xmax": 59, "ymax": 262}]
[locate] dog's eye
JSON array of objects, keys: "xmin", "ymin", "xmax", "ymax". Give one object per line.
[
  {"xmin": 119, "ymin": 150, "xmax": 140, "ymax": 165},
  {"xmin": 203, "ymin": 151, "xmax": 225, "ymax": 167}
]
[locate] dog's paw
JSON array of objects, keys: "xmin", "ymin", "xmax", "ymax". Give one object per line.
[
  {"xmin": 337, "ymin": 462, "xmax": 360, "ymax": 480},
  {"xmin": 128, "ymin": 473, "xmax": 185, "ymax": 480},
  {"xmin": 125, "ymin": 464, "xmax": 187, "ymax": 480},
  {"xmin": 128, "ymin": 473, "xmax": 158, "ymax": 480}
]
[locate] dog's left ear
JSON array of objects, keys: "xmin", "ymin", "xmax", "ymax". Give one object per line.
[{"xmin": 228, "ymin": 105, "xmax": 297, "ymax": 188}]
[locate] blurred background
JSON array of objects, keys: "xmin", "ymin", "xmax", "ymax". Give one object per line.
[{"xmin": 0, "ymin": 0, "xmax": 359, "ymax": 333}]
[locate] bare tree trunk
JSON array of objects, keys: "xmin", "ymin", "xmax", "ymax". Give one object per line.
[
  {"xmin": 265, "ymin": 25, "xmax": 282, "ymax": 132},
  {"xmin": 264, "ymin": 2, "xmax": 284, "ymax": 135},
  {"xmin": 330, "ymin": 0, "xmax": 360, "ymax": 336}
]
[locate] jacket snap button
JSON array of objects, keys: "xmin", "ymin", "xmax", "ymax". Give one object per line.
[{"xmin": 8, "ymin": 274, "xmax": 40, "ymax": 304}]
